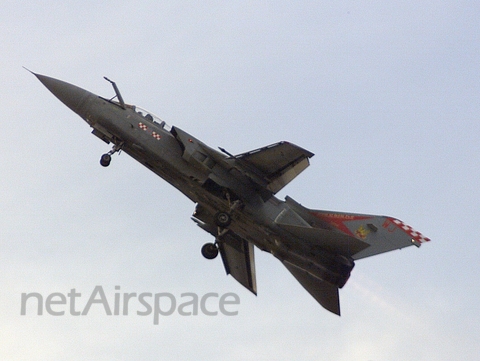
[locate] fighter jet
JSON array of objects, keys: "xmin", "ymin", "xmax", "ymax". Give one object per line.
[{"xmin": 31, "ymin": 72, "xmax": 430, "ymax": 315}]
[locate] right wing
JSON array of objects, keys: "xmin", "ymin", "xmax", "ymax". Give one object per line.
[
  {"xmin": 192, "ymin": 204, "xmax": 257, "ymax": 295},
  {"xmin": 219, "ymin": 232, "xmax": 257, "ymax": 295}
]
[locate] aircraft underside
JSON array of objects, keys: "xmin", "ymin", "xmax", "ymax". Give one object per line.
[{"xmin": 32, "ymin": 71, "xmax": 431, "ymax": 316}]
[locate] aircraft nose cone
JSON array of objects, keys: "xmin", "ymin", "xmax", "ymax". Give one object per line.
[{"xmin": 33, "ymin": 73, "xmax": 92, "ymax": 118}]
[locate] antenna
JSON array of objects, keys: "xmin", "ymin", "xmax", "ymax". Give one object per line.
[
  {"xmin": 104, "ymin": 77, "xmax": 126, "ymax": 109},
  {"xmin": 218, "ymin": 147, "xmax": 235, "ymax": 158}
]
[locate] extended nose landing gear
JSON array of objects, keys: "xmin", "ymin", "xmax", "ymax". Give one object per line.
[
  {"xmin": 100, "ymin": 143, "xmax": 123, "ymax": 167},
  {"xmin": 100, "ymin": 153, "xmax": 112, "ymax": 167}
]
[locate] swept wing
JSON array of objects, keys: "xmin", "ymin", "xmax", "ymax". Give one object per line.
[
  {"xmin": 192, "ymin": 205, "xmax": 257, "ymax": 294},
  {"xmin": 219, "ymin": 232, "xmax": 257, "ymax": 294},
  {"xmin": 233, "ymin": 142, "xmax": 314, "ymax": 194}
]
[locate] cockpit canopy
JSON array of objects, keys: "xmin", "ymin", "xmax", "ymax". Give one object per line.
[{"xmin": 133, "ymin": 105, "xmax": 171, "ymax": 131}]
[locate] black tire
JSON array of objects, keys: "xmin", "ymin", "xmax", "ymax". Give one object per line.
[
  {"xmin": 201, "ymin": 243, "xmax": 219, "ymax": 260},
  {"xmin": 100, "ymin": 154, "xmax": 111, "ymax": 167},
  {"xmin": 214, "ymin": 211, "xmax": 231, "ymax": 227}
]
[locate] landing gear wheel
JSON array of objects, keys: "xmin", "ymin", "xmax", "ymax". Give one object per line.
[
  {"xmin": 99, "ymin": 142, "xmax": 123, "ymax": 167},
  {"xmin": 100, "ymin": 153, "xmax": 111, "ymax": 167},
  {"xmin": 214, "ymin": 211, "xmax": 231, "ymax": 228},
  {"xmin": 201, "ymin": 242, "xmax": 219, "ymax": 260}
]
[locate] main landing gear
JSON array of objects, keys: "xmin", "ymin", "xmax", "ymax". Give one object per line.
[
  {"xmin": 200, "ymin": 211, "xmax": 233, "ymax": 260},
  {"xmin": 214, "ymin": 211, "xmax": 231, "ymax": 228},
  {"xmin": 100, "ymin": 143, "xmax": 123, "ymax": 167},
  {"xmin": 201, "ymin": 242, "xmax": 219, "ymax": 259},
  {"xmin": 200, "ymin": 193, "xmax": 244, "ymax": 260}
]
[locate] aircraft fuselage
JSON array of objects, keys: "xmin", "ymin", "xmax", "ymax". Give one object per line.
[
  {"xmin": 33, "ymin": 72, "xmax": 430, "ymax": 315},
  {"xmin": 34, "ymin": 73, "xmax": 352, "ymax": 288}
]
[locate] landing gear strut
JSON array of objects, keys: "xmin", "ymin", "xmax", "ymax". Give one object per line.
[
  {"xmin": 212, "ymin": 191, "xmax": 242, "ymax": 229},
  {"xmin": 100, "ymin": 143, "xmax": 123, "ymax": 167},
  {"xmin": 201, "ymin": 242, "xmax": 219, "ymax": 260}
]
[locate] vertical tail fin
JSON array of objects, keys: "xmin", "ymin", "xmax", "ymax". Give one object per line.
[{"xmin": 285, "ymin": 196, "xmax": 430, "ymax": 260}]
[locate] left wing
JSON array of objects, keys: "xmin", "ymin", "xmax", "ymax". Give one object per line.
[{"xmin": 233, "ymin": 142, "xmax": 314, "ymax": 194}]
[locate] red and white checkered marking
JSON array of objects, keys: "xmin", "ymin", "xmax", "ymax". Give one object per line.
[
  {"xmin": 152, "ymin": 132, "xmax": 161, "ymax": 140},
  {"xmin": 138, "ymin": 122, "xmax": 148, "ymax": 131},
  {"xmin": 392, "ymin": 218, "xmax": 430, "ymax": 243}
]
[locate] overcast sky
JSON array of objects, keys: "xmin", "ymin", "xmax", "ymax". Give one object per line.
[{"xmin": 1, "ymin": 1, "xmax": 479, "ymax": 360}]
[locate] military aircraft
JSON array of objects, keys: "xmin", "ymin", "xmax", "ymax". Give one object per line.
[{"xmin": 31, "ymin": 71, "xmax": 430, "ymax": 315}]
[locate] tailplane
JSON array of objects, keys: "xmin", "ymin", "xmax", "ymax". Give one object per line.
[{"xmin": 283, "ymin": 261, "xmax": 340, "ymax": 315}]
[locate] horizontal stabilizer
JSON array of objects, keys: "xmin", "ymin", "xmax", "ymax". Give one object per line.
[
  {"xmin": 219, "ymin": 233, "xmax": 257, "ymax": 295},
  {"xmin": 283, "ymin": 261, "xmax": 340, "ymax": 315}
]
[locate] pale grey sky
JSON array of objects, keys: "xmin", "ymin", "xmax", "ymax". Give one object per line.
[{"xmin": 1, "ymin": 1, "xmax": 479, "ymax": 360}]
